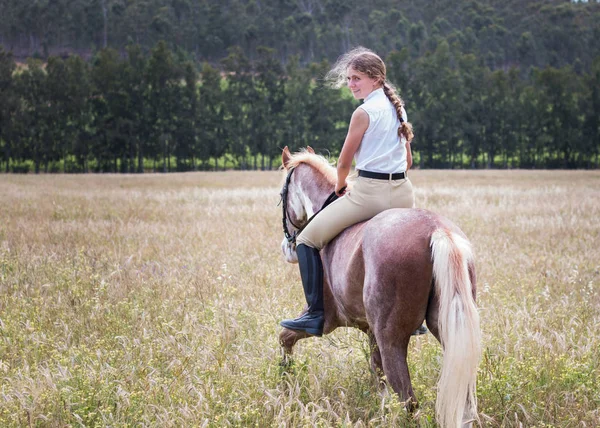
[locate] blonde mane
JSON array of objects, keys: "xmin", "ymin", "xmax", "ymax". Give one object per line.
[{"xmin": 286, "ymin": 149, "xmax": 337, "ymax": 184}]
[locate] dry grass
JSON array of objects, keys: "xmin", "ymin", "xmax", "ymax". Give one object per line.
[{"xmin": 0, "ymin": 170, "xmax": 598, "ymax": 426}]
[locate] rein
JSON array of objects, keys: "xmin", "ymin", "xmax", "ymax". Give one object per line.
[{"xmin": 279, "ymin": 167, "xmax": 344, "ymax": 245}]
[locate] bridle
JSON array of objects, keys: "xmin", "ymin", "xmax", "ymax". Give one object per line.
[
  {"xmin": 279, "ymin": 167, "xmax": 344, "ymax": 245},
  {"xmin": 280, "ymin": 167, "xmax": 301, "ymax": 244}
]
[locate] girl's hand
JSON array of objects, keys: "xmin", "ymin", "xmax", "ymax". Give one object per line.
[{"xmin": 335, "ymin": 181, "xmax": 347, "ymax": 197}]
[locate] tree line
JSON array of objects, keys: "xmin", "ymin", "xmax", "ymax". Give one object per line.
[
  {"xmin": 0, "ymin": 43, "xmax": 353, "ymax": 173},
  {"xmin": 0, "ymin": 41, "xmax": 599, "ymax": 173}
]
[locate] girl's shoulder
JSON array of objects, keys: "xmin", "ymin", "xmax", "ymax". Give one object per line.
[
  {"xmin": 351, "ymin": 107, "xmax": 370, "ymax": 125},
  {"xmin": 359, "ymin": 97, "xmax": 393, "ymax": 116}
]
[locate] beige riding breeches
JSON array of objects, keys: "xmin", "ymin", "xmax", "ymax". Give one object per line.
[{"xmin": 296, "ymin": 176, "xmax": 415, "ymax": 250}]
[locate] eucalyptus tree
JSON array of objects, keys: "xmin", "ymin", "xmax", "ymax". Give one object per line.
[
  {"xmin": 198, "ymin": 62, "xmax": 226, "ymax": 170},
  {"xmin": 173, "ymin": 61, "xmax": 199, "ymax": 171},
  {"xmin": 0, "ymin": 47, "xmax": 16, "ymax": 172},
  {"xmin": 252, "ymin": 46, "xmax": 286, "ymax": 169},
  {"xmin": 63, "ymin": 55, "xmax": 93, "ymax": 172},
  {"xmin": 456, "ymin": 53, "xmax": 488, "ymax": 168},
  {"xmin": 410, "ymin": 40, "xmax": 463, "ymax": 168},
  {"xmin": 146, "ymin": 40, "xmax": 179, "ymax": 172},
  {"xmin": 482, "ymin": 67, "xmax": 525, "ymax": 168},
  {"xmin": 281, "ymin": 56, "xmax": 311, "ymax": 152},
  {"xmin": 533, "ymin": 66, "xmax": 581, "ymax": 168},
  {"xmin": 582, "ymin": 58, "xmax": 600, "ymax": 167},
  {"xmin": 14, "ymin": 58, "xmax": 49, "ymax": 173},
  {"xmin": 484, "ymin": 70, "xmax": 511, "ymax": 168},
  {"xmin": 45, "ymin": 56, "xmax": 69, "ymax": 172},
  {"xmin": 90, "ymin": 48, "xmax": 122, "ymax": 172},
  {"xmin": 517, "ymin": 83, "xmax": 548, "ymax": 168},
  {"xmin": 121, "ymin": 44, "xmax": 148, "ymax": 173},
  {"xmin": 221, "ymin": 46, "xmax": 254, "ymax": 169}
]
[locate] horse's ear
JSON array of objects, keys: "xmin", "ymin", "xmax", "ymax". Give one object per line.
[
  {"xmin": 282, "ymin": 146, "xmax": 292, "ymax": 169},
  {"xmin": 306, "ymin": 146, "xmax": 315, "ymax": 154}
]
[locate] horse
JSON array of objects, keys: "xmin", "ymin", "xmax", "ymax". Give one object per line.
[{"xmin": 277, "ymin": 147, "xmax": 482, "ymax": 428}]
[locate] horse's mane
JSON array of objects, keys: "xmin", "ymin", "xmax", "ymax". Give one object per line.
[{"xmin": 286, "ymin": 150, "xmax": 337, "ymax": 184}]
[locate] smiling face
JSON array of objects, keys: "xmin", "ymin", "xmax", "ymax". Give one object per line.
[{"xmin": 347, "ymin": 67, "xmax": 381, "ymax": 100}]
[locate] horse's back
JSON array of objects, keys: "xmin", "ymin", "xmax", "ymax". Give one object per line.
[
  {"xmin": 362, "ymin": 208, "xmax": 467, "ymax": 265},
  {"xmin": 362, "ymin": 208, "xmax": 440, "ymax": 262},
  {"xmin": 323, "ymin": 208, "xmax": 457, "ymax": 331}
]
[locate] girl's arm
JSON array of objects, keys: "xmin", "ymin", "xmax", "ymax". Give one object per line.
[
  {"xmin": 336, "ymin": 108, "xmax": 369, "ymax": 195},
  {"xmin": 406, "ymin": 140, "xmax": 413, "ymax": 170}
]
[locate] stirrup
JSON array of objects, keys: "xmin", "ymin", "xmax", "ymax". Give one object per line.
[
  {"xmin": 412, "ymin": 324, "xmax": 428, "ymax": 336},
  {"xmin": 280, "ymin": 311, "xmax": 324, "ymax": 337}
]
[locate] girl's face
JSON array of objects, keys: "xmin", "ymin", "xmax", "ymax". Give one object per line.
[{"xmin": 346, "ymin": 67, "xmax": 380, "ymax": 100}]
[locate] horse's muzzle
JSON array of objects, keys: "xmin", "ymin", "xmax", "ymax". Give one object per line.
[{"xmin": 281, "ymin": 238, "xmax": 298, "ymax": 264}]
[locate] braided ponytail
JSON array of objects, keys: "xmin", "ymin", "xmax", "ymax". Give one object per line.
[{"xmin": 383, "ymin": 82, "xmax": 414, "ymax": 142}]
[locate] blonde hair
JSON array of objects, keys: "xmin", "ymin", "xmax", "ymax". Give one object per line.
[{"xmin": 325, "ymin": 47, "xmax": 414, "ymax": 142}]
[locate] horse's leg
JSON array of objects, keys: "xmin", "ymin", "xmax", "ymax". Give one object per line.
[
  {"xmin": 369, "ymin": 330, "xmax": 384, "ymax": 378},
  {"xmin": 425, "ymin": 289, "xmax": 441, "ymax": 344},
  {"xmin": 374, "ymin": 331, "xmax": 416, "ymax": 410},
  {"xmin": 362, "ymin": 328, "xmax": 384, "ymax": 386},
  {"xmin": 279, "ymin": 328, "xmax": 309, "ymax": 366},
  {"xmin": 364, "ymin": 279, "xmax": 428, "ymax": 410}
]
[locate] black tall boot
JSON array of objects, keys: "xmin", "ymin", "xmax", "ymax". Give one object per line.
[{"xmin": 280, "ymin": 244, "xmax": 324, "ymax": 336}]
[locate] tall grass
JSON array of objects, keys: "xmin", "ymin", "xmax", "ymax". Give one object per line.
[{"xmin": 0, "ymin": 170, "xmax": 598, "ymax": 426}]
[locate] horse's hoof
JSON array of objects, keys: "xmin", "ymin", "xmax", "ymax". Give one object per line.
[{"xmin": 279, "ymin": 354, "xmax": 295, "ymax": 376}]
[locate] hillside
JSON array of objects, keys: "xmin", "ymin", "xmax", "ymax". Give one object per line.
[{"xmin": 1, "ymin": 0, "xmax": 599, "ymax": 71}]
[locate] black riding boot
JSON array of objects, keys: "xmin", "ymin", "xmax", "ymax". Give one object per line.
[{"xmin": 280, "ymin": 244, "xmax": 324, "ymax": 336}]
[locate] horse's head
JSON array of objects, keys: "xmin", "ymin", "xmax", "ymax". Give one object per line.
[{"xmin": 279, "ymin": 146, "xmax": 336, "ymax": 263}]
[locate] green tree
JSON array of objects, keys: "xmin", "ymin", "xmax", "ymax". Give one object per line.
[
  {"xmin": 63, "ymin": 55, "xmax": 93, "ymax": 172},
  {"xmin": 146, "ymin": 40, "xmax": 179, "ymax": 172},
  {"xmin": 122, "ymin": 44, "xmax": 148, "ymax": 173},
  {"xmin": 45, "ymin": 56, "xmax": 69, "ymax": 172},
  {"xmin": 252, "ymin": 46, "xmax": 286, "ymax": 169},
  {"xmin": 90, "ymin": 48, "xmax": 122, "ymax": 172},
  {"xmin": 198, "ymin": 62, "xmax": 226, "ymax": 170},
  {"xmin": 221, "ymin": 46, "xmax": 254, "ymax": 169},
  {"xmin": 173, "ymin": 61, "xmax": 199, "ymax": 171},
  {"xmin": 0, "ymin": 47, "xmax": 17, "ymax": 172},
  {"xmin": 281, "ymin": 56, "xmax": 311, "ymax": 152},
  {"xmin": 456, "ymin": 53, "xmax": 488, "ymax": 168},
  {"xmin": 14, "ymin": 58, "xmax": 50, "ymax": 174},
  {"xmin": 581, "ymin": 58, "xmax": 600, "ymax": 167},
  {"xmin": 534, "ymin": 66, "xmax": 581, "ymax": 168},
  {"xmin": 411, "ymin": 40, "xmax": 463, "ymax": 168}
]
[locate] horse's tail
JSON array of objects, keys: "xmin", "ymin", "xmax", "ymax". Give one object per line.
[{"xmin": 430, "ymin": 229, "xmax": 481, "ymax": 428}]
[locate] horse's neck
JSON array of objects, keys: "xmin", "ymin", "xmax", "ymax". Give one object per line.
[{"xmin": 296, "ymin": 165, "xmax": 334, "ymax": 217}]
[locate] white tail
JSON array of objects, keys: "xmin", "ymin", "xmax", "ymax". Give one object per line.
[{"xmin": 430, "ymin": 229, "xmax": 482, "ymax": 428}]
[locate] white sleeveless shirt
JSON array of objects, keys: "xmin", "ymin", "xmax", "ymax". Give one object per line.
[{"xmin": 354, "ymin": 88, "xmax": 408, "ymax": 174}]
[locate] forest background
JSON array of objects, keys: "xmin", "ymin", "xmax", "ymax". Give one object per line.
[{"xmin": 0, "ymin": 0, "xmax": 599, "ymax": 173}]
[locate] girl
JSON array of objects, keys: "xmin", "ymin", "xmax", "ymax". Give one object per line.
[{"xmin": 281, "ymin": 47, "xmax": 418, "ymax": 336}]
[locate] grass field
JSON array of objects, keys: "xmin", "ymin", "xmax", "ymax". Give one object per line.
[{"xmin": 0, "ymin": 169, "xmax": 599, "ymax": 427}]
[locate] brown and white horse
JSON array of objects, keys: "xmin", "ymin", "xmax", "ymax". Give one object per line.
[{"xmin": 278, "ymin": 147, "xmax": 481, "ymax": 428}]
